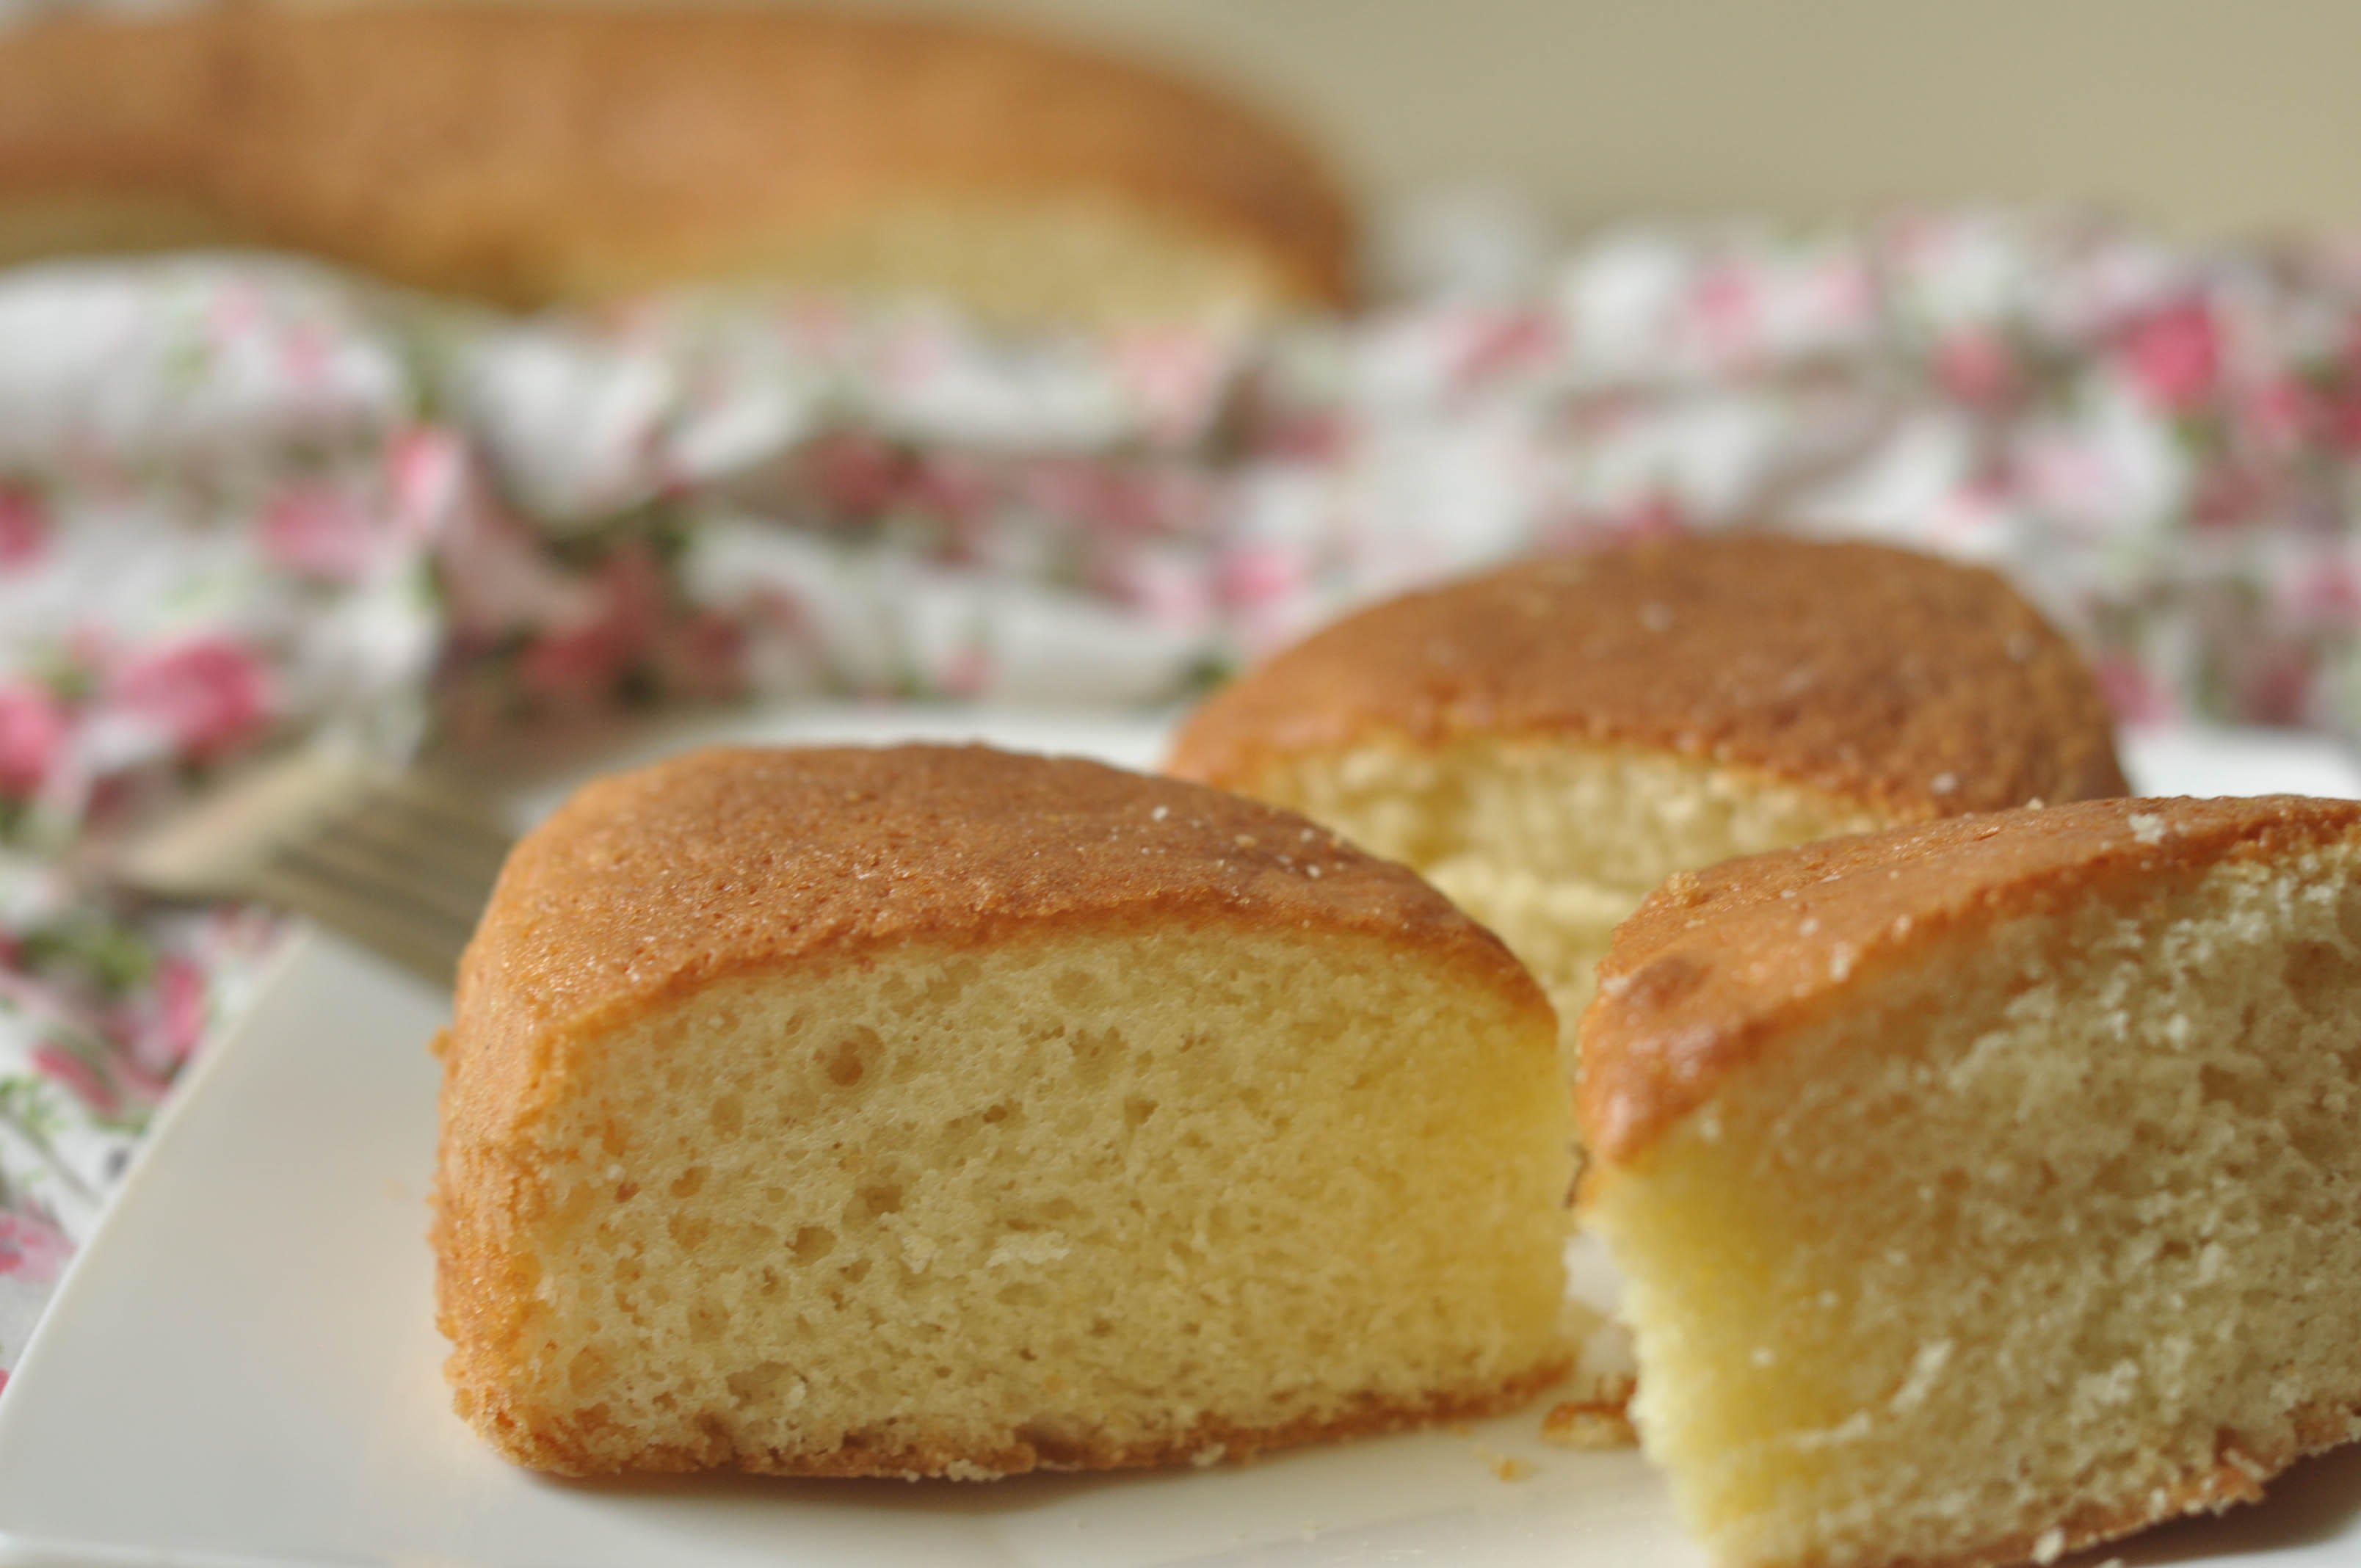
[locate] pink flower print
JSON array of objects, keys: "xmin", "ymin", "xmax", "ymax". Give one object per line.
[
  {"xmin": 1934, "ymin": 331, "xmax": 2016, "ymax": 407},
  {"xmin": 106, "ymin": 636, "xmax": 275, "ymax": 761},
  {"xmin": 206, "ymin": 280, "xmax": 262, "ymax": 341},
  {"xmin": 2323, "ymin": 380, "xmax": 2361, "ymax": 454},
  {"xmin": 1802, "ymin": 254, "xmax": 1874, "ymax": 332},
  {"xmin": 1606, "ymin": 493, "xmax": 1689, "ymax": 542},
  {"xmin": 2241, "ymin": 650, "xmax": 2317, "ymax": 727},
  {"xmin": 2093, "ymin": 653, "xmax": 2175, "ymax": 726},
  {"xmin": 0, "ymin": 1211, "xmax": 73, "ymax": 1286},
  {"xmin": 2284, "ymin": 557, "xmax": 2361, "ymax": 625},
  {"xmin": 906, "ymin": 451, "xmax": 998, "ymax": 539},
  {"xmin": 432, "ymin": 503, "xmax": 594, "ymax": 640},
  {"xmin": 385, "ymin": 427, "xmax": 467, "ymax": 543},
  {"xmin": 518, "ymin": 625, "xmax": 624, "ymax": 708},
  {"xmin": 805, "ymin": 431, "xmax": 904, "ymax": 517},
  {"xmin": 1109, "ymin": 551, "xmax": 1216, "ymax": 633},
  {"xmin": 2119, "ymin": 298, "xmax": 2219, "ymax": 413},
  {"xmin": 1257, "ymin": 411, "xmax": 1346, "ymax": 462},
  {"xmin": 1690, "ymin": 263, "xmax": 1762, "ymax": 364},
  {"xmin": 0, "ymin": 681, "xmax": 67, "ymax": 799},
  {"xmin": 2188, "ymin": 461, "xmax": 2268, "ymax": 530},
  {"xmin": 1450, "ymin": 310, "xmax": 1559, "ymax": 392},
  {"xmin": 1014, "ymin": 458, "xmax": 1099, "ymax": 528},
  {"xmin": 145, "ymin": 955, "xmax": 210, "ymax": 1072},
  {"xmin": 0, "ymin": 487, "xmax": 47, "ymax": 569},
  {"xmin": 518, "ymin": 542, "xmax": 669, "ymax": 706},
  {"xmin": 2241, "ymin": 376, "xmax": 2321, "ymax": 457},
  {"xmin": 651, "ymin": 610, "xmax": 746, "ymax": 703},
  {"xmin": 259, "ymin": 484, "xmax": 385, "ymax": 584},
  {"xmin": 31, "ymin": 1044, "xmax": 117, "ymax": 1119},
  {"xmin": 278, "ymin": 321, "xmax": 331, "ymax": 389},
  {"xmin": 932, "ymin": 645, "xmax": 991, "ymax": 699},
  {"xmin": 1112, "ymin": 329, "xmax": 1233, "ymax": 443},
  {"xmin": 876, "ymin": 324, "xmax": 948, "ymax": 392},
  {"xmin": 1217, "ymin": 542, "xmax": 1312, "ymax": 608},
  {"xmin": 1019, "ymin": 460, "xmax": 1173, "ymax": 539}
]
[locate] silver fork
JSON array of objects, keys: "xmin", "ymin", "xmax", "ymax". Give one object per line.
[{"xmin": 112, "ymin": 747, "xmax": 515, "ymax": 987}]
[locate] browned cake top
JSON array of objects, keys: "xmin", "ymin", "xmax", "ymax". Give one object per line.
[
  {"xmin": 1578, "ymin": 794, "xmax": 2361, "ymax": 1164},
  {"xmin": 1167, "ymin": 534, "xmax": 2129, "ymax": 819},
  {"xmin": 0, "ymin": 4, "xmax": 1352, "ymax": 310},
  {"xmin": 454, "ymin": 744, "xmax": 1542, "ymax": 1070}
]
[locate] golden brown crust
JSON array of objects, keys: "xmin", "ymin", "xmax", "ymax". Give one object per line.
[
  {"xmin": 1577, "ymin": 794, "xmax": 2361, "ymax": 1166},
  {"xmin": 1165, "ymin": 534, "xmax": 2129, "ymax": 818},
  {"xmin": 457, "ymin": 741, "xmax": 1540, "ymax": 1025},
  {"xmin": 432, "ymin": 1125, "xmax": 551, "ymax": 1476},
  {"xmin": 459, "ymin": 1354, "xmax": 1572, "ymax": 1480},
  {"xmin": 446, "ymin": 744, "xmax": 1548, "ymax": 1166},
  {"xmin": 0, "ymin": 4, "xmax": 1351, "ymax": 311}
]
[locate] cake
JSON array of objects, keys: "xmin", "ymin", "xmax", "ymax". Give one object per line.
[
  {"xmin": 1165, "ymin": 534, "xmax": 2130, "ymax": 1057},
  {"xmin": 432, "ymin": 744, "xmax": 1573, "ymax": 1478},
  {"xmin": 0, "ymin": 4, "xmax": 1352, "ymax": 322},
  {"xmin": 1578, "ymin": 794, "xmax": 2361, "ymax": 1568}
]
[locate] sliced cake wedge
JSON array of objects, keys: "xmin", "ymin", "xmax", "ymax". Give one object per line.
[
  {"xmin": 1581, "ymin": 794, "xmax": 2361, "ymax": 1568},
  {"xmin": 435, "ymin": 744, "xmax": 1574, "ymax": 1478}
]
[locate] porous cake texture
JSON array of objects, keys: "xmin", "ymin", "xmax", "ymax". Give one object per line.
[
  {"xmin": 433, "ymin": 745, "xmax": 1573, "ymax": 1478},
  {"xmin": 1167, "ymin": 534, "xmax": 2130, "ymax": 1050},
  {"xmin": 1580, "ymin": 794, "xmax": 2361, "ymax": 1568}
]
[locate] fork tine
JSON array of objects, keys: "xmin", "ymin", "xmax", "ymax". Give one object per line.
[
  {"xmin": 246, "ymin": 858, "xmax": 476, "ymax": 988},
  {"xmin": 314, "ymin": 793, "xmax": 515, "ymax": 895},
  {"xmin": 115, "ymin": 748, "xmax": 517, "ymax": 988},
  {"xmin": 275, "ymin": 819, "xmax": 502, "ymax": 926},
  {"xmin": 370, "ymin": 773, "xmax": 517, "ymax": 851}
]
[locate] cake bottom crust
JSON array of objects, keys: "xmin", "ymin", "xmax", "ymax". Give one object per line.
[
  {"xmin": 1757, "ymin": 1394, "xmax": 2361, "ymax": 1568},
  {"xmin": 460, "ymin": 1356, "xmax": 1573, "ymax": 1480}
]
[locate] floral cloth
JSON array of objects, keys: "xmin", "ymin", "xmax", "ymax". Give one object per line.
[{"xmin": 7, "ymin": 211, "xmax": 2361, "ymax": 1382}]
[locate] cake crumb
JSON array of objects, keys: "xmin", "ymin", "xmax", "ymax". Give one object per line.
[
  {"xmin": 2031, "ymin": 1526, "xmax": 2067, "ymax": 1564},
  {"xmin": 1540, "ymin": 1373, "xmax": 1639, "ymax": 1450},
  {"xmin": 1541, "ymin": 1402, "xmax": 1638, "ymax": 1449},
  {"xmin": 2224, "ymin": 1443, "xmax": 2270, "ymax": 1481},
  {"xmin": 1469, "ymin": 1442, "xmax": 1534, "ymax": 1480}
]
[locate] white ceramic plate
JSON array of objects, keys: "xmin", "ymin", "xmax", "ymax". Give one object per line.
[{"xmin": 3, "ymin": 712, "xmax": 2359, "ymax": 1568}]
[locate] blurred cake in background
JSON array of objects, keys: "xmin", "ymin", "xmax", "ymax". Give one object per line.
[{"xmin": 0, "ymin": 2, "xmax": 1354, "ymax": 322}]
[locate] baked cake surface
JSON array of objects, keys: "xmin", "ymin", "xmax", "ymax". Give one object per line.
[
  {"xmin": 1581, "ymin": 794, "xmax": 2361, "ymax": 1568},
  {"xmin": 1167, "ymin": 534, "xmax": 2130, "ymax": 1047},
  {"xmin": 435, "ymin": 744, "xmax": 1573, "ymax": 1478}
]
